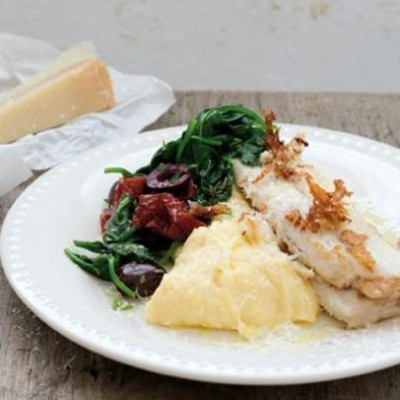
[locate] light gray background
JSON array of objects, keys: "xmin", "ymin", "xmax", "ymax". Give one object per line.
[{"xmin": 0, "ymin": 0, "xmax": 399, "ymax": 91}]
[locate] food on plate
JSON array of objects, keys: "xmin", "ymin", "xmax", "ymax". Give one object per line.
[
  {"xmin": 233, "ymin": 110, "xmax": 400, "ymax": 327},
  {"xmin": 66, "ymin": 103, "xmax": 400, "ymax": 336},
  {"xmin": 0, "ymin": 42, "xmax": 115, "ymax": 144},
  {"xmin": 146, "ymin": 189, "xmax": 318, "ymax": 338},
  {"xmin": 66, "ymin": 104, "xmax": 270, "ymax": 301}
]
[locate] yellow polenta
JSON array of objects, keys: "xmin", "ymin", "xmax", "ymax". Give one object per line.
[{"xmin": 145, "ymin": 192, "xmax": 318, "ymax": 338}]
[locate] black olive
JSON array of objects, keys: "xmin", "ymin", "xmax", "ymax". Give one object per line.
[
  {"xmin": 146, "ymin": 163, "xmax": 191, "ymax": 192},
  {"xmin": 116, "ymin": 262, "xmax": 164, "ymax": 297}
]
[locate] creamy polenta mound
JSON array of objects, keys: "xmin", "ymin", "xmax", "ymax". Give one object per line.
[{"xmin": 146, "ymin": 190, "xmax": 319, "ymax": 338}]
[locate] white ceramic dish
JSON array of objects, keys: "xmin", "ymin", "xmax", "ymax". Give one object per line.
[{"xmin": 2, "ymin": 124, "xmax": 400, "ymax": 385}]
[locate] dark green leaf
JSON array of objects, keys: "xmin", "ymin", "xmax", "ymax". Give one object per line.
[
  {"xmin": 137, "ymin": 104, "xmax": 267, "ymax": 205},
  {"xmin": 73, "ymin": 240, "xmax": 108, "ymax": 254},
  {"xmin": 153, "ymin": 240, "xmax": 182, "ymax": 267},
  {"xmin": 106, "ymin": 242, "xmax": 156, "ymax": 263},
  {"xmin": 103, "ymin": 194, "xmax": 136, "ymax": 244},
  {"xmin": 64, "ymin": 249, "xmax": 113, "ymax": 281}
]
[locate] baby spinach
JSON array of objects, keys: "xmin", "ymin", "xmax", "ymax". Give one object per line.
[
  {"xmin": 106, "ymin": 242, "xmax": 155, "ymax": 261},
  {"xmin": 72, "ymin": 240, "xmax": 108, "ymax": 254},
  {"xmin": 109, "ymin": 104, "xmax": 267, "ymax": 205},
  {"xmin": 103, "ymin": 194, "xmax": 136, "ymax": 244},
  {"xmin": 66, "ymin": 194, "xmax": 163, "ymax": 286},
  {"xmin": 153, "ymin": 240, "xmax": 182, "ymax": 268},
  {"xmin": 139, "ymin": 104, "xmax": 266, "ymax": 205},
  {"xmin": 64, "ymin": 249, "xmax": 114, "ymax": 281}
]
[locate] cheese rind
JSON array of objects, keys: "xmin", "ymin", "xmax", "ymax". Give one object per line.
[{"xmin": 0, "ymin": 44, "xmax": 115, "ymax": 144}]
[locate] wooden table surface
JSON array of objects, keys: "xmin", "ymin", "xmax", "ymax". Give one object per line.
[{"xmin": 1, "ymin": 91, "xmax": 400, "ymax": 399}]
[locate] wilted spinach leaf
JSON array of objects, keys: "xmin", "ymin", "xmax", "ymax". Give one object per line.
[
  {"xmin": 103, "ymin": 194, "xmax": 136, "ymax": 244},
  {"xmin": 140, "ymin": 104, "xmax": 266, "ymax": 205},
  {"xmin": 64, "ymin": 249, "xmax": 114, "ymax": 281}
]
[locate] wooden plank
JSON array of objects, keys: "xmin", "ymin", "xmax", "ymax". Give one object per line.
[
  {"xmin": 151, "ymin": 92, "xmax": 400, "ymax": 147},
  {"xmin": 1, "ymin": 92, "xmax": 400, "ymax": 399}
]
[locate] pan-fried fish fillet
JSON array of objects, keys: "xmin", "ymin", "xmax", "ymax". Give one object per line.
[
  {"xmin": 312, "ymin": 277, "xmax": 400, "ymax": 328},
  {"xmin": 233, "ymin": 117, "xmax": 400, "ymax": 326},
  {"xmin": 234, "ymin": 158, "xmax": 400, "ymax": 300}
]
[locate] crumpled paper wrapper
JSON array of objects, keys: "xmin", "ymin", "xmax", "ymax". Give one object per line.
[{"xmin": 0, "ymin": 33, "xmax": 175, "ymax": 196}]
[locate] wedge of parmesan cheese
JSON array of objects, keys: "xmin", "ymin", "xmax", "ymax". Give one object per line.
[
  {"xmin": 0, "ymin": 43, "xmax": 115, "ymax": 144},
  {"xmin": 146, "ymin": 190, "xmax": 319, "ymax": 338}
]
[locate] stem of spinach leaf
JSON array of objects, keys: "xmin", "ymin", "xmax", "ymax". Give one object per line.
[
  {"xmin": 108, "ymin": 257, "xmax": 137, "ymax": 298},
  {"xmin": 104, "ymin": 167, "xmax": 134, "ymax": 177},
  {"xmin": 64, "ymin": 249, "xmax": 102, "ymax": 278},
  {"xmin": 176, "ymin": 119, "xmax": 197, "ymax": 163},
  {"xmin": 73, "ymin": 240, "xmax": 108, "ymax": 253},
  {"xmin": 190, "ymin": 136, "xmax": 223, "ymax": 146}
]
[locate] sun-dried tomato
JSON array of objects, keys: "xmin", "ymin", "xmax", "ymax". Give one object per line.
[
  {"xmin": 110, "ymin": 176, "xmax": 146, "ymax": 205},
  {"xmin": 100, "ymin": 208, "xmax": 113, "ymax": 232},
  {"xmin": 132, "ymin": 193, "xmax": 205, "ymax": 241}
]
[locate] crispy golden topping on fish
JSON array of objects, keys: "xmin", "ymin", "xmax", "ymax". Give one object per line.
[
  {"xmin": 261, "ymin": 110, "xmax": 309, "ymax": 180},
  {"xmin": 286, "ymin": 176, "xmax": 352, "ymax": 233},
  {"xmin": 340, "ymin": 229, "xmax": 376, "ymax": 271}
]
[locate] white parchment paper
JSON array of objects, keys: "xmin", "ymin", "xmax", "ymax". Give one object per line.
[{"xmin": 0, "ymin": 33, "xmax": 175, "ymax": 196}]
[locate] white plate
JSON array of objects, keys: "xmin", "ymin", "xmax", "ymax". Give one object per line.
[{"xmin": 2, "ymin": 124, "xmax": 400, "ymax": 385}]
